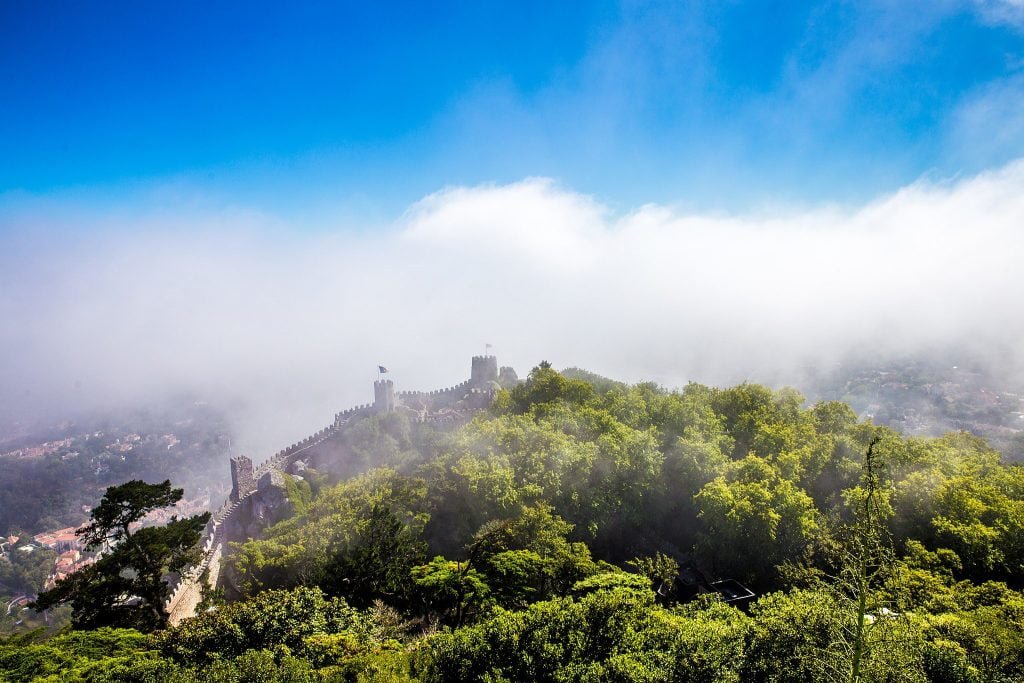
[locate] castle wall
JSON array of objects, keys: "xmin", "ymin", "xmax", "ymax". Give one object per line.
[{"xmin": 168, "ymin": 355, "xmax": 510, "ymax": 623}]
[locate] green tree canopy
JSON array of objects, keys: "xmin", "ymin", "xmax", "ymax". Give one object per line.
[{"xmin": 32, "ymin": 480, "xmax": 210, "ymax": 631}]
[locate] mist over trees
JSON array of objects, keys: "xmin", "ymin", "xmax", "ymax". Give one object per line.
[
  {"xmin": 7, "ymin": 365, "xmax": 1024, "ymax": 681},
  {"xmin": 5, "ymin": 1, "xmax": 1024, "ymax": 679}
]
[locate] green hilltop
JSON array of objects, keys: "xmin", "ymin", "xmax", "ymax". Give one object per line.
[{"xmin": 4, "ymin": 363, "xmax": 1024, "ymax": 682}]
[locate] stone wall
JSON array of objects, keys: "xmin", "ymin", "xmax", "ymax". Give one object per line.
[
  {"xmin": 165, "ymin": 355, "xmax": 512, "ymax": 623},
  {"xmin": 471, "ymin": 354, "xmax": 499, "ymax": 385},
  {"xmin": 229, "ymin": 455, "xmax": 254, "ymax": 502},
  {"xmin": 374, "ymin": 379, "xmax": 395, "ymax": 413}
]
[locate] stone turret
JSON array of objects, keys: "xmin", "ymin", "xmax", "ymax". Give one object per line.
[
  {"xmin": 229, "ymin": 455, "xmax": 254, "ymax": 503},
  {"xmin": 374, "ymin": 379, "xmax": 395, "ymax": 413},
  {"xmin": 471, "ymin": 355, "xmax": 499, "ymax": 387}
]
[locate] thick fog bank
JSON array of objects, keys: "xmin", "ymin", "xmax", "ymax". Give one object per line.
[{"xmin": 2, "ymin": 161, "xmax": 1023, "ymax": 456}]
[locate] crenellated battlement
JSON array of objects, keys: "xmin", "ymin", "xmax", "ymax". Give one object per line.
[{"xmin": 168, "ymin": 354, "xmax": 514, "ymax": 625}]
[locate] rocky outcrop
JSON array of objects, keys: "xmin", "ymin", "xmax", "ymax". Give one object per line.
[{"xmin": 224, "ymin": 470, "xmax": 293, "ymax": 544}]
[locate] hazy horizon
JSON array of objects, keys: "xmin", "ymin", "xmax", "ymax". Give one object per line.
[
  {"xmin": 3, "ymin": 163, "xmax": 1024, "ymax": 456},
  {"xmin": 3, "ymin": 1, "xmax": 1024, "ymax": 456}
]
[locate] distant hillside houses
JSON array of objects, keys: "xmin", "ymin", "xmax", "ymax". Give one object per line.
[
  {"xmin": 33, "ymin": 526, "xmax": 85, "ymax": 553},
  {"xmin": 50, "ymin": 549, "xmax": 95, "ymax": 588},
  {"xmin": 1, "ymin": 437, "xmax": 74, "ymax": 458}
]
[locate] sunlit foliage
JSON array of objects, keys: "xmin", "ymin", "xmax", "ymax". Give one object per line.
[{"xmin": 12, "ymin": 365, "xmax": 1024, "ymax": 681}]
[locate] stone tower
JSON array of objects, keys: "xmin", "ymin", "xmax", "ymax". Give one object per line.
[
  {"xmin": 229, "ymin": 455, "xmax": 254, "ymax": 503},
  {"xmin": 471, "ymin": 355, "xmax": 499, "ymax": 387},
  {"xmin": 374, "ymin": 379, "xmax": 395, "ymax": 413}
]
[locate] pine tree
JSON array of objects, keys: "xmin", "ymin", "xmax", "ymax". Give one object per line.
[{"xmin": 32, "ymin": 480, "xmax": 210, "ymax": 631}]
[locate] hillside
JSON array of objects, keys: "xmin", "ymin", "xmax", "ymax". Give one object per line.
[
  {"xmin": 3, "ymin": 363, "xmax": 1024, "ymax": 681},
  {"xmin": 805, "ymin": 358, "xmax": 1024, "ymax": 461}
]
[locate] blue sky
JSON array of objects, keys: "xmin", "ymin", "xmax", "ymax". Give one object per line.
[
  {"xmin": 3, "ymin": 0, "xmax": 1024, "ymax": 218},
  {"xmin": 4, "ymin": 1, "xmax": 1024, "ymax": 440}
]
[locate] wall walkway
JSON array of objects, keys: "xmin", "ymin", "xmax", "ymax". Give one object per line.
[{"xmin": 164, "ymin": 411, "xmax": 361, "ymax": 625}]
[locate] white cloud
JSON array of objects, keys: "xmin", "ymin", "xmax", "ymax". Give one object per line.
[
  {"xmin": 401, "ymin": 178, "xmax": 607, "ymax": 272},
  {"xmin": 971, "ymin": 0, "xmax": 1024, "ymax": 28},
  {"xmin": 2, "ymin": 162, "xmax": 1024, "ymax": 454},
  {"xmin": 947, "ymin": 75, "xmax": 1024, "ymax": 168}
]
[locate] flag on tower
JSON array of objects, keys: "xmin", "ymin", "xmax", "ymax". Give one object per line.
[{"xmin": 378, "ymin": 366, "xmax": 389, "ymax": 374}]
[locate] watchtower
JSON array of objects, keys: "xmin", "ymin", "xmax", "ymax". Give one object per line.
[
  {"xmin": 374, "ymin": 379, "xmax": 395, "ymax": 413},
  {"xmin": 229, "ymin": 455, "xmax": 254, "ymax": 502},
  {"xmin": 471, "ymin": 355, "xmax": 498, "ymax": 387}
]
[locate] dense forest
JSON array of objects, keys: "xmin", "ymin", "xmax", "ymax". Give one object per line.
[{"xmin": 3, "ymin": 364, "xmax": 1024, "ymax": 682}]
